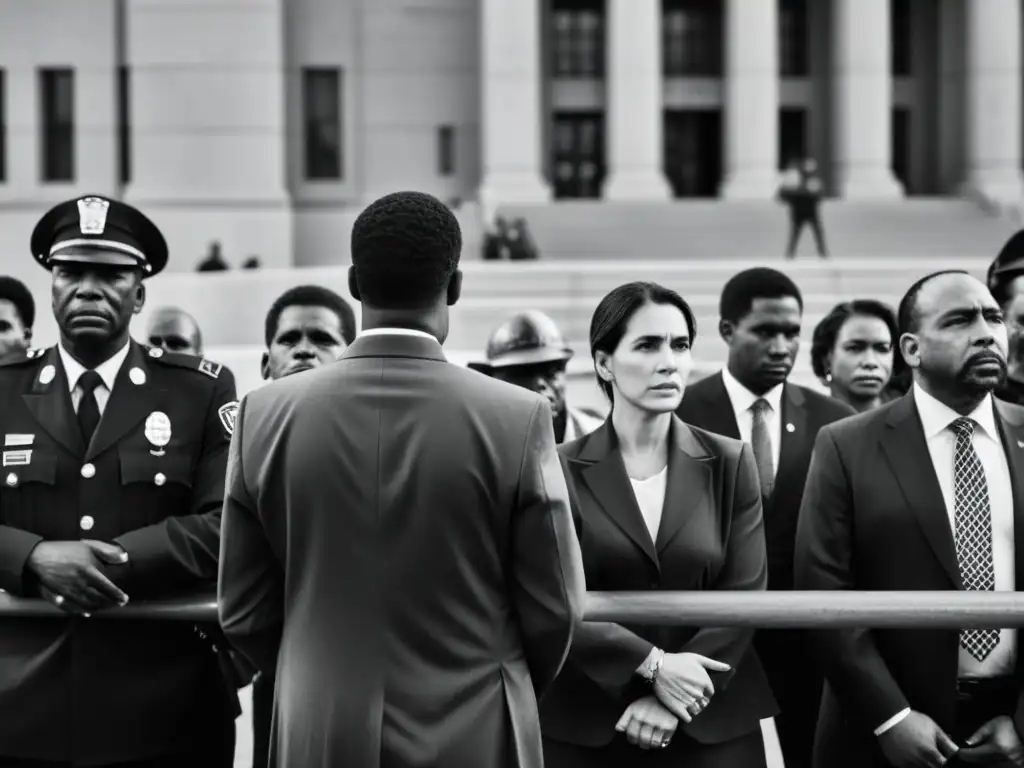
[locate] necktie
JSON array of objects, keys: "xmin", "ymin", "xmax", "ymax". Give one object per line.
[
  {"xmin": 951, "ymin": 417, "xmax": 999, "ymax": 661},
  {"xmin": 750, "ymin": 398, "xmax": 774, "ymax": 500},
  {"xmin": 77, "ymin": 370, "xmax": 103, "ymax": 445}
]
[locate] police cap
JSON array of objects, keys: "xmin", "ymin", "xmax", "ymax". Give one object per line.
[
  {"xmin": 30, "ymin": 195, "xmax": 168, "ymax": 277},
  {"xmin": 470, "ymin": 310, "xmax": 574, "ymax": 373}
]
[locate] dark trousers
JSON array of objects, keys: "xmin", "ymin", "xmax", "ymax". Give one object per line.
[
  {"xmin": 543, "ymin": 728, "xmax": 766, "ymax": 768},
  {"xmin": 251, "ymin": 672, "xmax": 275, "ymax": 768},
  {"xmin": 755, "ymin": 630, "xmax": 820, "ymax": 768},
  {"xmin": 947, "ymin": 676, "xmax": 1018, "ymax": 767},
  {"xmin": 786, "ymin": 211, "xmax": 828, "ymax": 258}
]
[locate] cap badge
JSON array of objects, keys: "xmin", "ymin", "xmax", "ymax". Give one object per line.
[
  {"xmin": 144, "ymin": 411, "xmax": 172, "ymax": 456},
  {"xmin": 77, "ymin": 197, "xmax": 110, "ymax": 235}
]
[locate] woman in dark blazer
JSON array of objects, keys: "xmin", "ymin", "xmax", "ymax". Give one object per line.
[{"xmin": 540, "ymin": 281, "xmax": 778, "ymax": 767}]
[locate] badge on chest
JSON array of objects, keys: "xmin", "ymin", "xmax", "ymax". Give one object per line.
[{"xmin": 145, "ymin": 411, "xmax": 172, "ymax": 457}]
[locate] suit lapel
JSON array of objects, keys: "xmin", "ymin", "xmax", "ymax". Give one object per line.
[
  {"xmin": 86, "ymin": 342, "xmax": 166, "ymax": 461},
  {"xmin": 698, "ymin": 373, "xmax": 742, "ymax": 439},
  {"xmin": 22, "ymin": 347, "xmax": 84, "ymax": 457},
  {"xmin": 881, "ymin": 393, "xmax": 963, "ymax": 588},
  {"xmin": 655, "ymin": 418, "xmax": 714, "ymax": 553},
  {"xmin": 774, "ymin": 383, "xmax": 809, "ymax": 499},
  {"xmin": 994, "ymin": 400, "xmax": 1024, "ymax": 598},
  {"xmin": 575, "ymin": 423, "xmax": 660, "ymax": 572}
]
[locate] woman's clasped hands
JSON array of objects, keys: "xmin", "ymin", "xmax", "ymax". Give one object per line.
[{"xmin": 652, "ymin": 652, "xmax": 731, "ymax": 724}]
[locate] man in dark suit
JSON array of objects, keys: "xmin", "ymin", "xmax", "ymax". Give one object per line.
[
  {"xmin": 796, "ymin": 270, "xmax": 1024, "ymax": 768},
  {"xmin": 218, "ymin": 191, "xmax": 585, "ymax": 768},
  {"xmin": 0, "ymin": 276, "xmax": 35, "ymax": 361},
  {"xmin": 0, "ymin": 196, "xmax": 239, "ymax": 767},
  {"xmin": 249, "ymin": 284, "xmax": 356, "ymax": 768},
  {"xmin": 676, "ymin": 267, "xmax": 854, "ymax": 768}
]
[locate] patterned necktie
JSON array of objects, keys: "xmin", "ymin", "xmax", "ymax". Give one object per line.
[
  {"xmin": 951, "ymin": 417, "xmax": 999, "ymax": 661},
  {"xmin": 750, "ymin": 398, "xmax": 775, "ymax": 500},
  {"xmin": 77, "ymin": 370, "xmax": 103, "ymax": 444}
]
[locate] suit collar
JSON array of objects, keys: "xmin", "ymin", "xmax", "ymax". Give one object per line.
[
  {"xmin": 24, "ymin": 347, "xmax": 82, "ymax": 455},
  {"xmin": 57, "ymin": 341, "xmax": 130, "ymax": 393},
  {"xmin": 569, "ymin": 417, "xmax": 714, "ymax": 570},
  {"xmin": 689, "ymin": 372, "xmax": 741, "ymax": 439},
  {"xmin": 721, "ymin": 366, "xmax": 785, "ymax": 416},
  {"xmin": 342, "ymin": 333, "xmax": 446, "ymax": 363},
  {"xmin": 913, "ymin": 383, "xmax": 1000, "ymax": 442}
]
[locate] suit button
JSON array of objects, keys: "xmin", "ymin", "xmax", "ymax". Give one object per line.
[
  {"xmin": 5, "ymin": 472, "xmax": 17, "ymax": 487},
  {"xmin": 154, "ymin": 472, "xmax": 166, "ymax": 487},
  {"xmin": 80, "ymin": 515, "xmax": 95, "ymax": 532},
  {"xmin": 80, "ymin": 463, "xmax": 96, "ymax": 479}
]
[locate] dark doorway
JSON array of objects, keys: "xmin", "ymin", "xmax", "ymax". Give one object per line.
[
  {"xmin": 663, "ymin": 109, "xmax": 721, "ymax": 198},
  {"xmin": 892, "ymin": 106, "xmax": 910, "ymax": 193},
  {"xmin": 552, "ymin": 112, "xmax": 605, "ymax": 199},
  {"xmin": 779, "ymin": 108, "xmax": 808, "ymax": 169}
]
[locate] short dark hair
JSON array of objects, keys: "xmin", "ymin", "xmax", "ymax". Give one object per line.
[
  {"xmin": 897, "ymin": 269, "xmax": 969, "ymax": 335},
  {"xmin": 810, "ymin": 299, "xmax": 900, "ymax": 379},
  {"xmin": 590, "ymin": 281, "xmax": 697, "ymax": 403},
  {"xmin": 264, "ymin": 285, "xmax": 357, "ymax": 347},
  {"xmin": 719, "ymin": 268, "xmax": 803, "ymax": 323},
  {"xmin": 350, "ymin": 191, "xmax": 461, "ymax": 309},
  {"xmin": 0, "ymin": 276, "xmax": 35, "ymax": 329}
]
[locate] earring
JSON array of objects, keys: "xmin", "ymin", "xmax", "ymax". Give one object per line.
[{"xmin": 825, "ymin": 373, "xmax": 833, "ymax": 383}]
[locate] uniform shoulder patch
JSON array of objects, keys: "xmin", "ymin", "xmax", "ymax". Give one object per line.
[
  {"xmin": 147, "ymin": 348, "xmax": 226, "ymax": 380},
  {"xmin": 218, "ymin": 400, "xmax": 239, "ymax": 437},
  {"xmin": 198, "ymin": 359, "xmax": 223, "ymax": 379}
]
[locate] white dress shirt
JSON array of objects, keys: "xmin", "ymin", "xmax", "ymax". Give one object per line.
[
  {"xmin": 875, "ymin": 383, "xmax": 1017, "ymax": 736},
  {"xmin": 58, "ymin": 343, "xmax": 131, "ymax": 416},
  {"xmin": 629, "ymin": 466, "xmax": 668, "ymax": 544},
  {"xmin": 720, "ymin": 367, "xmax": 784, "ymax": 479},
  {"xmin": 358, "ymin": 327, "xmax": 439, "ymax": 342}
]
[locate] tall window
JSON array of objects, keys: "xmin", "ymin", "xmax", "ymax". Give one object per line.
[
  {"xmin": 302, "ymin": 68, "xmax": 342, "ymax": 181},
  {"xmin": 437, "ymin": 125, "xmax": 455, "ymax": 176},
  {"xmin": 551, "ymin": 1, "xmax": 605, "ymax": 78},
  {"xmin": 891, "ymin": 0, "xmax": 912, "ymax": 76},
  {"xmin": 0, "ymin": 69, "xmax": 6, "ymax": 183},
  {"xmin": 117, "ymin": 66, "xmax": 130, "ymax": 185},
  {"xmin": 663, "ymin": 0, "xmax": 723, "ymax": 77},
  {"xmin": 779, "ymin": 0, "xmax": 809, "ymax": 77},
  {"xmin": 40, "ymin": 68, "xmax": 75, "ymax": 182}
]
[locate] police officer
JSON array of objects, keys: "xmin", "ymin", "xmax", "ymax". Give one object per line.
[
  {"xmin": 469, "ymin": 310, "xmax": 604, "ymax": 443},
  {"xmin": 0, "ymin": 195, "xmax": 239, "ymax": 767}
]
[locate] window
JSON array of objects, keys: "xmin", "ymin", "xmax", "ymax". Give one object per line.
[
  {"xmin": 40, "ymin": 68, "xmax": 75, "ymax": 182},
  {"xmin": 302, "ymin": 68, "xmax": 343, "ymax": 181},
  {"xmin": 437, "ymin": 125, "xmax": 455, "ymax": 176},
  {"xmin": 0, "ymin": 69, "xmax": 6, "ymax": 183},
  {"xmin": 551, "ymin": 1, "xmax": 605, "ymax": 78},
  {"xmin": 779, "ymin": 0, "xmax": 809, "ymax": 77},
  {"xmin": 117, "ymin": 66, "xmax": 130, "ymax": 185},
  {"xmin": 891, "ymin": 0, "xmax": 912, "ymax": 76},
  {"xmin": 663, "ymin": 0, "xmax": 723, "ymax": 77}
]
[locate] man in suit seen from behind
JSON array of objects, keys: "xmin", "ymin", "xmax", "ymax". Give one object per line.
[
  {"xmin": 676, "ymin": 267, "xmax": 854, "ymax": 768},
  {"xmin": 796, "ymin": 270, "xmax": 1024, "ymax": 768},
  {"xmin": 218, "ymin": 190, "xmax": 585, "ymax": 768}
]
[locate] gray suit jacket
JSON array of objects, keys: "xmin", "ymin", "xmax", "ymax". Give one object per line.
[{"xmin": 218, "ymin": 332, "xmax": 585, "ymax": 768}]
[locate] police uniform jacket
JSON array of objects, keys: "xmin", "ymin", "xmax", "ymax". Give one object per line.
[{"xmin": 0, "ymin": 340, "xmax": 238, "ymax": 765}]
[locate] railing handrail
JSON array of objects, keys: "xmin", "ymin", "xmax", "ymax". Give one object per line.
[{"xmin": 4, "ymin": 590, "xmax": 1024, "ymax": 628}]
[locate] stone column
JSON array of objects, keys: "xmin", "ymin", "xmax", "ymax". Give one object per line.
[
  {"xmin": 832, "ymin": 0, "xmax": 903, "ymax": 198},
  {"xmin": 478, "ymin": 0, "xmax": 550, "ymax": 211},
  {"xmin": 963, "ymin": 0, "xmax": 1024, "ymax": 203},
  {"xmin": 603, "ymin": 0, "xmax": 670, "ymax": 200},
  {"xmin": 124, "ymin": 0, "xmax": 292, "ymax": 268},
  {"xmin": 720, "ymin": 0, "xmax": 779, "ymax": 199}
]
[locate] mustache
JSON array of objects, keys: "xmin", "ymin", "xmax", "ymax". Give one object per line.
[{"xmin": 964, "ymin": 350, "xmax": 1007, "ymax": 369}]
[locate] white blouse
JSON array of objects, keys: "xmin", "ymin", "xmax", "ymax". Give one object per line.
[{"xmin": 629, "ymin": 466, "xmax": 668, "ymax": 543}]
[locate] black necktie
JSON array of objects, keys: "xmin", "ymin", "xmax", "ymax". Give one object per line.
[
  {"xmin": 77, "ymin": 370, "xmax": 103, "ymax": 444},
  {"xmin": 750, "ymin": 398, "xmax": 775, "ymax": 500}
]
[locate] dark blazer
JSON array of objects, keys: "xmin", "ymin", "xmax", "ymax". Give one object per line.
[
  {"xmin": 795, "ymin": 392, "xmax": 1024, "ymax": 768},
  {"xmin": 218, "ymin": 332, "xmax": 585, "ymax": 768},
  {"xmin": 677, "ymin": 372, "xmax": 854, "ymax": 768},
  {"xmin": 540, "ymin": 417, "xmax": 778, "ymax": 748},
  {"xmin": 0, "ymin": 341, "xmax": 238, "ymax": 764}
]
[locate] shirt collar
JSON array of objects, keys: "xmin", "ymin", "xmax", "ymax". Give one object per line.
[
  {"xmin": 913, "ymin": 382, "xmax": 999, "ymax": 441},
  {"xmin": 358, "ymin": 328, "xmax": 439, "ymax": 343},
  {"xmin": 58, "ymin": 342, "xmax": 131, "ymax": 393},
  {"xmin": 721, "ymin": 366, "xmax": 785, "ymax": 415}
]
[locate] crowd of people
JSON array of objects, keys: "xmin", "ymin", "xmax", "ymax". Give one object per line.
[{"xmin": 0, "ymin": 190, "xmax": 1023, "ymax": 768}]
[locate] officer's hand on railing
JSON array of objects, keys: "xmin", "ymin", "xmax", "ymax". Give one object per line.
[
  {"xmin": 25, "ymin": 541, "xmax": 130, "ymax": 616},
  {"xmin": 877, "ymin": 710, "xmax": 959, "ymax": 768},
  {"xmin": 652, "ymin": 652, "xmax": 730, "ymax": 723},
  {"xmin": 958, "ymin": 716, "xmax": 1024, "ymax": 766},
  {"xmin": 615, "ymin": 695, "xmax": 678, "ymax": 750}
]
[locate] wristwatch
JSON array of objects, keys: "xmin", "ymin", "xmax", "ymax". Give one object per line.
[{"xmin": 640, "ymin": 648, "xmax": 665, "ymax": 684}]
